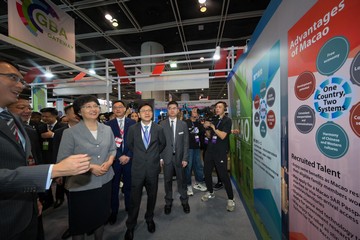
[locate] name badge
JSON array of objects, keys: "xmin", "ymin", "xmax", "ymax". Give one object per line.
[
  {"xmin": 115, "ymin": 137, "xmax": 123, "ymax": 148},
  {"xmin": 42, "ymin": 141, "xmax": 49, "ymax": 150},
  {"xmin": 212, "ymin": 135, "xmax": 217, "ymax": 144},
  {"xmin": 204, "ymin": 137, "xmax": 209, "ymax": 144},
  {"xmin": 195, "ymin": 135, "xmax": 200, "ymax": 143}
]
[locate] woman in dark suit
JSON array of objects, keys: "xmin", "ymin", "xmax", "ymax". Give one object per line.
[{"xmin": 57, "ymin": 95, "xmax": 116, "ymax": 240}]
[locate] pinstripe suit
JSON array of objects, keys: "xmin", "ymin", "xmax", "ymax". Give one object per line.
[{"xmin": 0, "ymin": 111, "xmax": 50, "ymax": 240}]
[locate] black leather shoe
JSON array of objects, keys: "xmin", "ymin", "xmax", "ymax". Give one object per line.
[
  {"xmin": 164, "ymin": 205, "xmax": 172, "ymax": 215},
  {"xmin": 124, "ymin": 229, "xmax": 134, "ymax": 240},
  {"xmin": 53, "ymin": 199, "xmax": 64, "ymax": 209},
  {"xmin": 146, "ymin": 220, "xmax": 156, "ymax": 233},
  {"xmin": 108, "ymin": 213, "xmax": 117, "ymax": 225},
  {"xmin": 182, "ymin": 203, "xmax": 190, "ymax": 213},
  {"xmin": 61, "ymin": 229, "xmax": 70, "ymax": 239}
]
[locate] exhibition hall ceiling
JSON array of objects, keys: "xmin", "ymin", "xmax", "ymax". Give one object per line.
[{"xmin": 0, "ymin": 0, "xmax": 270, "ymax": 101}]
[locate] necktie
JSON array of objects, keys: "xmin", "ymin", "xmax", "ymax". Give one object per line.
[
  {"xmin": 118, "ymin": 119, "xmax": 123, "ymax": 133},
  {"xmin": 171, "ymin": 120, "xmax": 175, "ymax": 153},
  {"xmin": 0, "ymin": 110, "xmax": 20, "ymax": 144},
  {"xmin": 143, "ymin": 126, "xmax": 149, "ymax": 149}
]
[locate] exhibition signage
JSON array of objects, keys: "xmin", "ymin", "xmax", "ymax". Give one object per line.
[
  {"xmin": 288, "ymin": 0, "xmax": 360, "ymax": 239},
  {"xmin": 252, "ymin": 41, "xmax": 281, "ymax": 240},
  {"xmin": 8, "ymin": 0, "xmax": 75, "ymax": 63}
]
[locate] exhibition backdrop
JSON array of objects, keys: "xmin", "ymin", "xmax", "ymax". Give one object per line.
[{"xmin": 228, "ymin": 0, "xmax": 359, "ymax": 239}]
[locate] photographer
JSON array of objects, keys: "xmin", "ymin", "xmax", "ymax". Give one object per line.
[{"xmin": 201, "ymin": 101, "xmax": 235, "ymax": 212}]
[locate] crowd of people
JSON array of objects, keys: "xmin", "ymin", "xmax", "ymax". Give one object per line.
[{"xmin": 0, "ymin": 59, "xmax": 236, "ymax": 240}]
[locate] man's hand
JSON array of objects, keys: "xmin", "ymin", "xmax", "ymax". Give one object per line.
[
  {"xmin": 52, "ymin": 154, "xmax": 91, "ymax": 178},
  {"xmin": 41, "ymin": 130, "xmax": 54, "ymax": 139},
  {"xmin": 181, "ymin": 161, "xmax": 188, "ymax": 168},
  {"xmin": 119, "ymin": 155, "xmax": 130, "ymax": 165},
  {"xmin": 37, "ymin": 198, "xmax": 43, "ymax": 216}
]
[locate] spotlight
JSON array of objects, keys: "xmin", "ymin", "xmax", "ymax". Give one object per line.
[
  {"xmin": 200, "ymin": 4, "xmax": 207, "ymax": 12},
  {"xmin": 169, "ymin": 61, "xmax": 177, "ymax": 68},
  {"xmin": 213, "ymin": 46, "xmax": 221, "ymax": 60},
  {"xmin": 198, "ymin": 0, "xmax": 206, "ymax": 3},
  {"xmin": 112, "ymin": 19, "xmax": 118, "ymax": 27},
  {"xmin": 105, "ymin": 14, "xmax": 112, "ymax": 21}
]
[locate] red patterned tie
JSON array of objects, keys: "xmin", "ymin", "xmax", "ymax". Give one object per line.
[{"xmin": 0, "ymin": 110, "xmax": 20, "ymax": 144}]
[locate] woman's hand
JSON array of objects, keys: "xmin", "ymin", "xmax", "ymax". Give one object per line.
[{"xmin": 90, "ymin": 164, "xmax": 106, "ymax": 176}]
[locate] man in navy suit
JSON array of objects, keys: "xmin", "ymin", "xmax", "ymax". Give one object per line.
[
  {"xmin": 106, "ymin": 100, "xmax": 136, "ymax": 225},
  {"xmin": 0, "ymin": 60, "xmax": 91, "ymax": 240},
  {"xmin": 124, "ymin": 103, "xmax": 166, "ymax": 240}
]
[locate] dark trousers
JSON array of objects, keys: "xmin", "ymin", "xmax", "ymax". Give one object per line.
[
  {"xmin": 126, "ymin": 174, "xmax": 159, "ymax": 230},
  {"xmin": 163, "ymin": 155, "xmax": 188, "ymax": 206},
  {"xmin": 110, "ymin": 159, "xmax": 132, "ymax": 214},
  {"xmin": 203, "ymin": 150, "xmax": 234, "ymax": 199},
  {"xmin": 55, "ymin": 181, "xmax": 66, "ymax": 201}
]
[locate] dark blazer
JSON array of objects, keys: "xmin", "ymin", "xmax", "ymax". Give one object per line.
[
  {"xmin": 24, "ymin": 124, "xmax": 43, "ymax": 165},
  {"xmin": 160, "ymin": 118, "xmax": 189, "ymax": 166},
  {"xmin": 0, "ymin": 113, "xmax": 50, "ymax": 239},
  {"xmin": 127, "ymin": 122, "xmax": 166, "ymax": 177},
  {"xmin": 106, "ymin": 117, "xmax": 136, "ymax": 158},
  {"xmin": 37, "ymin": 121, "xmax": 67, "ymax": 164},
  {"xmin": 52, "ymin": 125, "xmax": 69, "ymax": 162}
]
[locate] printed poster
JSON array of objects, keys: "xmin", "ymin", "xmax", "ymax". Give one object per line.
[
  {"xmin": 252, "ymin": 41, "xmax": 281, "ymax": 240},
  {"xmin": 288, "ymin": 0, "xmax": 360, "ymax": 239}
]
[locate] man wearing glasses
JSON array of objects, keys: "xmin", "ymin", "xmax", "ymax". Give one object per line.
[
  {"xmin": 0, "ymin": 59, "xmax": 91, "ymax": 240},
  {"xmin": 106, "ymin": 100, "xmax": 136, "ymax": 225},
  {"xmin": 124, "ymin": 103, "xmax": 166, "ymax": 240}
]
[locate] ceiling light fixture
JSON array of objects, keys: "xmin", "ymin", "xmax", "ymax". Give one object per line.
[
  {"xmin": 169, "ymin": 61, "xmax": 177, "ymax": 68},
  {"xmin": 198, "ymin": 0, "xmax": 206, "ymax": 4},
  {"xmin": 213, "ymin": 46, "xmax": 221, "ymax": 60},
  {"xmin": 112, "ymin": 19, "xmax": 118, "ymax": 27},
  {"xmin": 200, "ymin": 3, "xmax": 207, "ymax": 12},
  {"xmin": 105, "ymin": 14, "xmax": 113, "ymax": 20},
  {"xmin": 200, "ymin": 57, "xmax": 204, "ymax": 62}
]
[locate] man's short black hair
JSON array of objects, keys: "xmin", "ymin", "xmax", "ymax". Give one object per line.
[
  {"xmin": 138, "ymin": 103, "xmax": 153, "ymax": 112},
  {"xmin": 64, "ymin": 105, "xmax": 74, "ymax": 114},
  {"xmin": 167, "ymin": 100, "xmax": 178, "ymax": 108},
  {"xmin": 112, "ymin": 100, "xmax": 127, "ymax": 109},
  {"xmin": 215, "ymin": 101, "xmax": 227, "ymax": 108},
  {"xmin": 0, "ymin": 59, "xmax": 20, "ymax": 71},
  {"xmin": 40, "ymin": 107, "xmax": 58, "ymax": 116}
]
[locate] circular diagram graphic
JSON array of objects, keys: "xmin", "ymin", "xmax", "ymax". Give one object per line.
[
  {"xmin": 266, "ymin": 110, "xmax": 275, "ymax": 129},
  {"xmin": 294, "ymin": 71, "xmax": 316, "ymax": 100},
  {"xmin": 350, "ymin": 51, "xmax": 360, "ymax": 86},
  {"xmin": 260, "ymin": 120, "xmax": 267, "ymax": 138},
  {"xmin": 316, "ymin": 36, "xmax": 349, "ymax": 76},
  {"xmin": 254, "ymin": 94, "xmax": 260, "ymax": 109},
  {"xmin": 313, "ymin": 76, "xmax": 352, "ymax": 119},
  {"xmin": 349, "ymin": 102, "xmax": 360, "ymax": 137},
  {"xmin": 259, "ymin": 99, "xmax": 267, "ymax": 120},
  {"xmin": 294, "ymin": 105, "xmax": 316, "ymax": 134},
  {"xmin": 254, "ymin": 112, "xmax": 260, "ymax": 127},
  {"xmin": 315, "ymin": 122, "xmax": 349, "ymax": 159},
  {"xmin": 266, "ymin": 87, "xmax": 276, "ymax": 107}
]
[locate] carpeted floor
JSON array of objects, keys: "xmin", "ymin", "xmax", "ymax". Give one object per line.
[{"xmin": 43, "ymin": 175, "xmax": 257, "ymax": 240}]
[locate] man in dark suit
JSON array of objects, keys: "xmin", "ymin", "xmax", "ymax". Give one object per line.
[
  {"xmin": 37, "ymin": 107, "xmax": 67, "ymax": 209},
  {"xmin": 160, "ymin": 101, "xmax": 190, "ymax": 215},
  {"xmin": 124, "ymin": 103, "xmax": 166, "ymax": 240},
  {"xmin": 8, "ymin": 95, "xmax": 45, "ymax": 239},
  {"xmin": 106, "ymin": 100, "xmax": 136, "ymax": 225},
  {"xmin": 0, "ymin": 60, "xmax": 91, "ymax": 240},
  {"xmin": 7, "ymin": 96, "xmax": 42, "ymax": 165}
]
